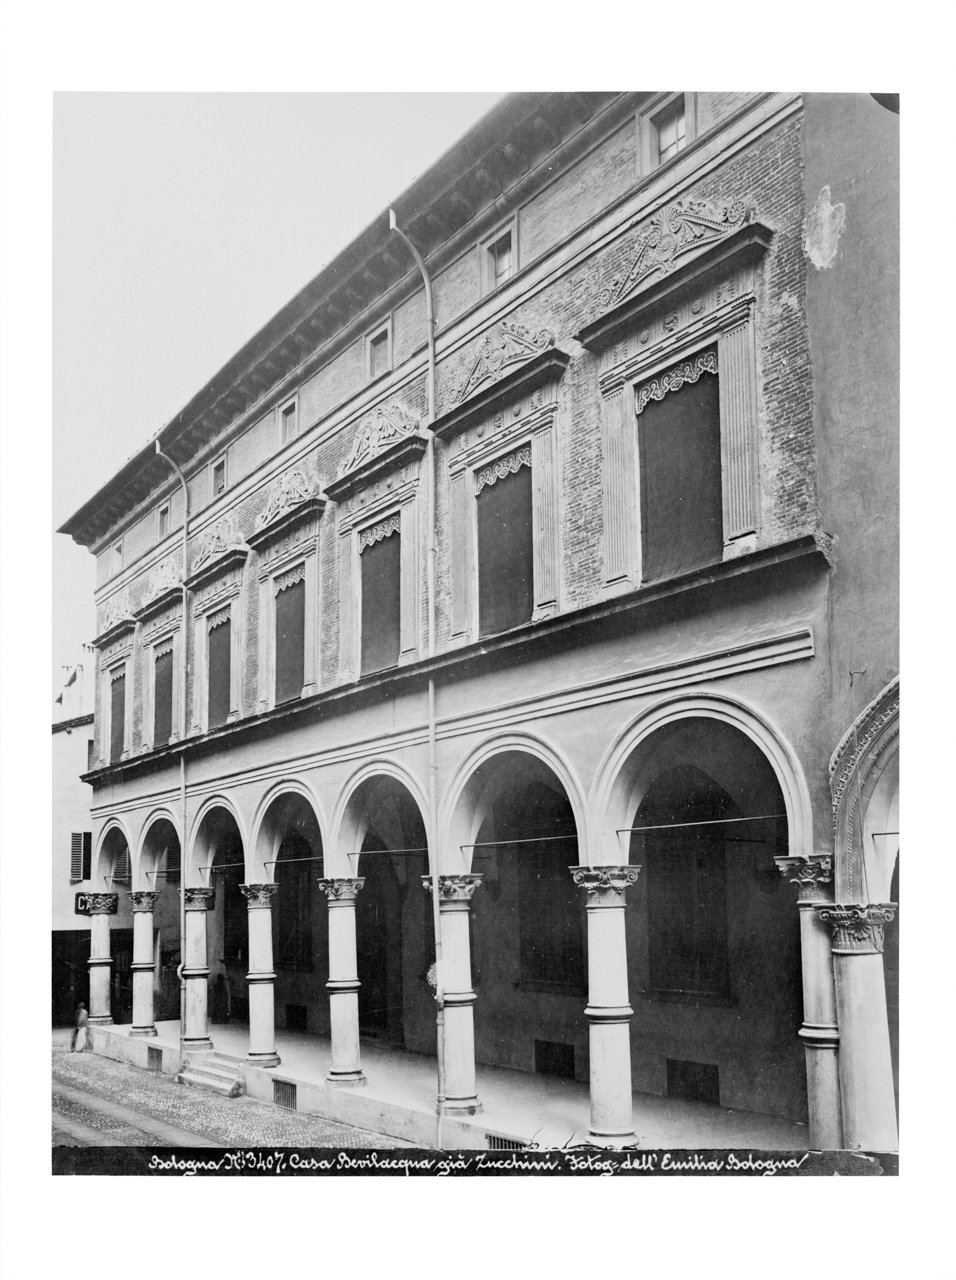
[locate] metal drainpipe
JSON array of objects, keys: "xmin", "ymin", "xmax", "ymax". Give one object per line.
[
  {"xmin": 154, "ymin": 441, "xmax": 190, "ymax": 1062},
  {"xmin": 388, "ymin": 210, "xmax": 446, "ymax": 1140}
]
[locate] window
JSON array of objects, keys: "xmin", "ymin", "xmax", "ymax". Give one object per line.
[
  {"xmin": 481, "ymin": 222, "xmax": 517, "ymax": 294},
  {"xmin": 476, "ymin": 450, "xmax": 534, "ymax": 637},
  {"xmin": 86, "ymin": 739, "xmax": 95, "ymax": 771},
  {"xmin": 367, "ymin": 326, "xmax": 390, "ymax": 381},
  {"xmin": 280, "ymin": 400, "xmax": 297, "ymax": 445},
  {"xmin": 490, "ymin": 231, "xmax": 513, "ymax": 288},
  {"xmin": 207, "ymin": 610, "xmax": 231, "ymax": 729},
  {"xmin": 158, "ymin": 504, "xmax": 170, "ymax": 539},
  {"xmin": 360, "ymin": 517, "xmax": 401, "ymax": 674},
  {"xmin": 638, "ymin": 94, "xmax": 696, "ymax": 175},
  {"xmin": 153, "ymin": 641, "xmax": 174, "ymax": 748},
  {"xmin": 274, "ymin": 832, "xmax": 314, "ymax": 971},
  {"xmin": 109, "ymin": 668, "xmax": 126, "ymax": 762},
  {"xmin": 165, "ymin": 840, "xmax": 181, "ymax": 886},
  {"xmin": 274, "ymin": 569, "xmax": 306, "ymax": 704},
  {"xmin": 70, "ymin": 832, "xmax": 92, "ymax": 883},
  {"xmin": 638, "ymin": 353, "xmax": 722, "ymax": 583},
  {"xmin": 655, "ymin": 96, "xmax": 687, "ymax": 163},
  {"xmin": 212, "ymin": 456, "xmax": 227, "ymax": 497}
]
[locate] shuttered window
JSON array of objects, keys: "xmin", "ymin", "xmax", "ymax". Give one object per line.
[
  {"xmin": 109, "ymin": 670, "xmax": 126, "ymax": 762},
  {"xmin": 361, "ymin": 527, "xmax": 401, "ymax": 675},
  {"xmin": 477, "ymin": 454, "xmax": 533, "ymax": 638},
  {"xmin": 113, "ymin": 845, "xmax": 131, "ymax": 884},
  {"xmin": 275, "ymin": 574, "xmax": 305, "ymax": 704},
  {"xmin": 638, "ymin": 364, "xmax": 722, "ymax": 583},
  {"xmin": 153, "ymin": 644, "xmax": 174, "ymax": 747},
  {"xmin": 165, "ymin": 840, "xmax": 181, "ymax": 886},
  {"xmin": 207, "ymin": 613, "xmax": 231, "ymax": 729},
  {"xmin": 70, "ymin": 832, "xmax": 91, "ymax": 882}
]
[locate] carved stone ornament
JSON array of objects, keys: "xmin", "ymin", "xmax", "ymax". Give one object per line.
[
  {"xmin": 144, "ymin": 558, "xmax": 182, "ymax": 605},
  {"xmin": 88, "ymin": 893, "xmax": 119, "ymax": 915},
  {"xmin": 191, "ymin": 516, "xmax": 247, "ymax": 574},
  {"xmin": 128, "ymin": 890, "xmax": 160, "ymax": 912},
  {"xmin": 240, "ymin": 883, "xmax": 279, "ymax": 909},
  {"xmin": 774, "ymin": 855, "xmax": 834, "ymax": 902},
  {"xmin": 274, "ymin": 562, "xmax": 306, "ymax": 594},
  {"xmin": 339, "ymin": 403, "xmax": 420, "ymax": 479},
  {"xmin": 453, "ymin": 321, "xmax": 556, "ymax": 405},
  {"xmin": 100, "ymin": 593, "xmax": 133, "ymax": 635},
  {"xmin": 207, "ymin": 605, "xmax": 231, "ymax": 630},
  {"xmin": 569, "ymin": 865, "xmax": 641, "ymax": 906},
  {"xmin": 184, "ymin": 886, "xmax": 216, "ymax": 911},
  {"xmin": 635, "ymin": 350, "xmax": 719, "ymax": 414},
  {"xmin": 815, "ymin": 903, "xmax": 896, "ymax": 955},
  {"xmin": 474, "ymin": 445, "xmax": 532, "ymax": 495},
  {"xmin": 255, "ymin": 468, "xmax": 315, "ymax": 532},
  {"xmin": 359, "ymin": 512, "xmax": 401, "ymax": 552},
  {"xmin": 601, "ymin": 196, "xmax": 756, "ymax": 309},
  {"xmin": 317, "ymin": 877, "xmax": 365, "ymax": 902},
  {"xmin": 421, "ymin": 874, "xmax": 482, "ymax": 903}
]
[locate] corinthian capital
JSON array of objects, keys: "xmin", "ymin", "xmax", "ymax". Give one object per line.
[
  {"xmin": 128, "ymin": 890, "xmax": 160, "ymax": 912},
  {"xmin": 184, "ymin": 886, "xmax": 216, "ymax": 911},
  {"xmin": 569, "ymin": 865, "xmax": 641, "ymax": 907},
  {"xmin": 88, "ymin": 893, "xmax": 119, "ymax": 915},
  {"xmin": 421, "ymin": 874, "xmax": 482, "ymax": 904},
  {"xmin": 240, "ymin": 883, "xmax": 279, "ymax": 909},
  {"xmin": 774, "ymin": 855, "xmax": 834, "ymax": 902},
  {"xmin": 317, "ymin": 877, "xmax": 365, "ymax": 902},
  {"xmin": 815, "ymin": 903, "xmax": 896, "ymax": 954}
]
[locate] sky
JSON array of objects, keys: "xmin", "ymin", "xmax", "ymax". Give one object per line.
[{"xmin": 52, "ymin": 92, "xmax": 504, "ymax": 696}]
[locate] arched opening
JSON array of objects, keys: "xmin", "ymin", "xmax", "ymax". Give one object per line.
[
  {"xmin": 96, "ymin": 825, "xmax": 134, "ymax": 1024},
  {"xmin": 255, "ymin": 792, "xmax": 327, "ymax": 1037},
  {"xmin": 345, "ymin": 776, "xmax": 430, "ymax": 1050},
  {"xmin": 461, "ymin": 750, "xmax": 584, "ymax": 1081},
  {"xmin": 619, "ymin": 718, "xmax": 803, "ymax": 1122},
  {"xmin": 862, "ymin": 746, "xmax": 899, "ymax": 1114},
  {"xmin": 195, "ymin": 807, "xmax": 248, "ymax": 1027},
  {"xmin": 138, "ymin": 816, "xmax": 182, "ymax": 1025}
]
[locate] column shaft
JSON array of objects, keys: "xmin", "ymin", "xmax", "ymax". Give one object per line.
[
  {"xmin": 424, "ymin": 875, "xmax": 481, "ymax": 1115},
  {"xmin": 129, "ymin": 892, "xmax": 159, "ymax": 1038},
  {"xmin": 242, "ymin": 884, "xmax": 280, "ymax": 1068},
  {"xmin": 319, "ymin": 879, "xmax": 366, "ymax": 1086},
  {"xmin": 183, "ymin": 888, "xmax": 214, "ymax": 1051},
  {"xmin": 87, "ymin": 895, "xmax": 118, "ymax": 1026}
]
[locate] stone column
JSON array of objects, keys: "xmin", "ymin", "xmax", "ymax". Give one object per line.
[
  {"xmin": 87, "ymin": 893, "xmax": 118, "ymax": 1025},
  {"xmin": 775, "ymin": 855, "xmax": 842, "ymax": 1148},
  {"xmin": 241, "ymin": 884, "xmax": 281, "ymax": 1068},
  {"xmin": 816, "ymin": 903, "xmax": 898, "ymax": 1152},
  {"xmin": 423, "ymin": 874, "xmax": 482, "ymax": 1115},
  {"xmin": 128, "ymin": 890, "xmax": 159, "ymax": 1038},
  {"xmin": 182, "ymin": 887, "xmax": 215, "ymax": 1051},
  {"xmin": 317, "ymin": 878, "xmax": 366, "ymax": 1086},
  {"xmin": 570, "ymin": 866, "xmax": 640, "ymax": 1145}
]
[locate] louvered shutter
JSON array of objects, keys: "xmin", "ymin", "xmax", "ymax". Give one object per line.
[{"xmin": 70, "ymin": 833, "xmax": 83, "ymax": 881}]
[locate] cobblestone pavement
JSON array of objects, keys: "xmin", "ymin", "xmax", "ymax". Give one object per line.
[{"xmin": 52, "ymin": 1037, "xmax": 412, "ymax": 1148}]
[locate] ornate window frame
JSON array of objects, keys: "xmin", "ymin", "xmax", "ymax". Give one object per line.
[
  {"xmin": 133, "ymin": 561, "xmax": 184, "ymax": 752},
  {"xmin": 185, "ymin": 518, "xmax": 248, "ymax": 733},
  {"xmin": 92, "ymin": 596, "xmax": 136, "ymax": 767}
]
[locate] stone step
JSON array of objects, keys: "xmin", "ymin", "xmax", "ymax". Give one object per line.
[
  {"xmin": 183, "ymin": 1061, "xmax": 240, "ymax": 1085},
  {"xmin": 177, "ymin": 1051, "xmax": 244, "ymax": 1099},
  {"xmin": 177, "ymin": 1068, "xmax": 243, "ymax": 1099}
]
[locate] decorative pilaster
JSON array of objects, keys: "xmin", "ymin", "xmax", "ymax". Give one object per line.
[
  {"xmin": 717, "ymin": 311, "xmax": 759, "ymax": 554},
  {"xmin": 128, "ymin": 890, "xmax": 160, "ymax": 1038},
  {"xmin": 600, "ymin": 386, "xmax": 637, "ymax": 592},
  {"xmin": 87, "ymin": 893, "xmax": 118, "ymax": 1025},
  {"xmin": 570, "ymin": 866, "xmax": 641, "ymax": 1145},
  {"xmin": 318, "ymin": 878, "xmax": 366, "ymax": 1086},
  {"xmin": 182, "ymin": 887, "xmax": 215, "ymax": 1051},
  {"xmin": 423, "ymin": 874, "xmax": 482, "ymax": 1114},
  {"xmin": 775, "ymin": 855, "xmax": 842, "ymax": 1148},
  {"xmin": 241, "ymin": 884, "xmax": 281, "ymax": 1067},
  {"xmin": 531, "ymin": 424, "xmax": 558, "ymax": 621},
  {"xmin": 449, "ymin": 471, "xmax": 471, "ymax": 639},
  {"xmin": 816, "ymin": 902, "xmax": 898, "ymax": 1152}
]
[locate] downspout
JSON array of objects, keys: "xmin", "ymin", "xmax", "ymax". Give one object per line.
[
  {"xmin": 154, "ymin": 440, "xmax": 190, "ymax": 1063},
  {"xmin": 388, "ymin": 210, "xmax": 446, "ymax": 1136}
]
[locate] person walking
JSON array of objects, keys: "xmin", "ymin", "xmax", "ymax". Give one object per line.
[{"xmin": 70, "ymin": 1001, "xmax": 90, "ymax": 1052}]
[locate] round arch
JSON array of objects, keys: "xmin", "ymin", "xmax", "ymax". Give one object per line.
[
  {"xmin": 134, "ymin": 807, "xmax": 182, "ymax": 890},
  {"xmin": 588, "ymin": 692, "xmax": 814, "ymax": 866},
  {"xmin": 331, "ymin": 759, "xmax": 431, "ymax": 878},
  {"xmin": 187, "ymin": 795, "xmax": 248, "ymax": 886},
  {"xmin": 440, "ymin": 731, "xmax": 589, "ymax": 874},
  {"xmin": 250, "ymin": 780, "xmax": 326, "ymax": 881},
  {"xmin": 94, "ymin": 817, "xmax": 133, "ymax": 885}
]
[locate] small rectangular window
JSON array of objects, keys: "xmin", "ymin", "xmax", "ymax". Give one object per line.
[
  {"xmin": 207, "ymin": 613, "xmax": 231, "ymax": 729},
  {"xmin": 490, "ymin": 231, "xmax": 513, "ymax": 288},
  {"xmin": 280, "ymin": 401, "xmax": 297, "ymax": 444},
  {"xmin": 109, "ymin": 670, "xmax": 126, "ymax": 762},
  {"xmin": 212, "ymin": 457, "xmax": 227, "ymax": 497},
  {"xmin": 361, "ymin": 526, "xmax": 401, "ymax": 675},
  {"xmin": 656, "ymin": 97, "xmax": 687, "ymax": 164},
  {"xmin": 153, "ymin": 645, "xmax": 174, "ymax": 747},
  {"xmin": 477, "ymin": 457, "xmax": 534, "ymax": 637},
  {"xmin": 368, "ymin": 328, "xmax": 390, "ymax": 381},
  {"xmin": 158, "ymin": 505, "xmax": 170, "ymax": 539},
  {"xmin": 275, "ymin": 575, "xmax": 306, "ymax": 705},
  {"xmin": 86, "ymin": 739, "xmax": 95, "ymax": 771}
]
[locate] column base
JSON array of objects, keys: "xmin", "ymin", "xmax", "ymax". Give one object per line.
[
  {"xmin": 182, "ymin": 1038, "xmax": 214, "ymax": 1053},
  {"xmin": 246, "ymin": 1051, "xmax": 281, "ymax": 1068},
  {"xmin": 87, "ymin": 1016, "xmax": 113, "ymax": 1026},
  {"xmin": 441, "ymin": 1097, "xmax": 482, "ymax": 1116},
  {"xmin": 586, "ymin": 1128, "xmax": 638, "ymax": 1148},
  {"xmin": 129, "ymin": 1026, "xmax": 158, "ymax": 1038},
  {"xmin": 326, "ymin": 1070, "xmax": 367, "ymax": 1088}
]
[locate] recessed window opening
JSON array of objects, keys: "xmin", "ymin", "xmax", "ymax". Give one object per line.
[
  {"xmin": 656, "ymin": 97, "xmax": 686, "ymax": 163},
  {"xmin": 153, "ymin": 640, "xmax": 174, "ymax": 748},
  {"xmin": 112, "ymin": 542, "xmax": 124, "ymax": 575},
  {"xmin": 360, "ymin": 516, "xmax": 401, "ymax": 675},
  {"xmin": 207, "ymin": 610, "xmax": 231, "ymax": 729},
  {"xmin": 158, "ymin": 504, "xmax": 170, "ymax": 539},
  {"xmin": 274, "ymin": 568, "xmax": 306, "ymax": 705},
  {"xmin": 368, "ymin": 328, "xmax": 390, "ymax": 381},
  {"xmin": 212, "ymin": 457, "xmax": 227, "ymax": 497},
  {"xmin": 490, "ymin": 231, "xmax": 513, "ymax": 287},
  {"xmin": 280, "ymin": 401, "xmax": 297, "ymax": 444},
  {"xmin": 476, "ymin": 448, "xmax": 534, "ymax": 637},
  {"xmin": 109, "ymin": 667, "xmax": 126, "ymax": 762}
]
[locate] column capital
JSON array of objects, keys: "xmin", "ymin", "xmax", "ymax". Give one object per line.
[
  {"xmin": 570, "ymin": 865, "xmax": 640, "ymax": 907},
  {"xmin": 317, "ymin": 877, "xmax": 365, "ymax": 903},
  {"xmin": 775, "ymin": 854, "xmax": 834, "ymax": 902},
  {"xmin": 128, "ymin": 890, "xmax": 160, "ymax": 912},
  {"xmin": 241, "ymin": 882, "xmax": 279, "ymax": 909},
  {"xmin": 421, "ymin": 873, "xmax": 482, "ymax": 904},
  {"xmin": 815, "ymin": 902, "xmax": 897, "ymax": 955},
  {"xmin": 88, "ymin": 893, "xmax": 119, "ymax": 915},
  {"xmin": 184, "ymin": 886, "xmax": 216, "ymax": 911}
]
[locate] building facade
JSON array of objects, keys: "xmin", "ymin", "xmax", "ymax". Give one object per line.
[{"xmin": 59, "ymin": 91, "xmax": 899, "ymax": 1150}]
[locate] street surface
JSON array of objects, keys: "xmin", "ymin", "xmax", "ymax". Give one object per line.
[{"xmin": 51, "ymin": 1032, "xmax": 411, "ymax": 1149}]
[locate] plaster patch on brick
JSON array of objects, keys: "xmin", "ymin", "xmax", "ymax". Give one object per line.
[{"xmin": 804, "ymin": 185, "xmax": 846, "ymax": 270}]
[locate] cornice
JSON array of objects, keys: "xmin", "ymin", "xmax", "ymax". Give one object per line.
[
  {"xmin": 183, "ymin": 545, "xmax": 249, "ymax": 593},
  {"xmin": 92, "ymin": 615, "xmax": 137, "ymax": 651},
  {"xmin": 325, "ymin": 435, "xmax": 428, "ymax": 503},
  {"xmin": 247, "ymin": 496, "xmax": 326, "ymax": 552},
  {"xmin": 431, "ymin": 346, "xmax": 570, "ymax": 442},
  {"xmin": 132, "ymin": 584, "xmax": 183, "ymax": 624}
]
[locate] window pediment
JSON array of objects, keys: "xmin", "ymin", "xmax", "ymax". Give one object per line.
[
  {"xmin": 132, "ymin": 558, "xmax": 183, "ymax": 624},
  {"xmin": 246, "ymin": 467, "xmax": 326, "ymax": 552},
  {"xmin": 93, "ymin": 594, "xmax": 136, "ymax": 650},
  {"xmin": 184, "ymin": 516, "xmax": 250, "ymax": 592},
  {"xmin": 326, "ymin": 401, "xmax": 427, "ymax": 503}
]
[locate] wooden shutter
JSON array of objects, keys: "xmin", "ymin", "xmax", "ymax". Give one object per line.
[
  {"xmin": 639, "ymin": 366, "xmax": 722, "ymax": 583},
  {"xmin": 82, "ymin": 832, "xmax": 92, "ymax": 881},
  {"xmin": 153, "ymin": 646, "xmax": 174, "ymax": 747},
  {"xmin": 275, "ymin": 576, "xmax": 305, "ymax": 704},
  {"xmin": 361, "ymin": 531, "xmax": 401, "ymax": 675},
  {"xmin": 165, "ymin": 841, "xmax": 181, "ymax": 886},
  {"xmin": 207, "ymin": 614, "xmax": 231, "ymax": 728},
  {"xmin": 477, "ymin": 460, "xmax": 534, "ymax": 637},
  {"xmin": 110, "ymin": 671, "xmax": 126, "ymax": 762},
  {"xmin": 70, "ymin": 833, "xmax": 83, "ymax": 881},
  {"xmin": 114, "ymin": 845, "xmax": 131, "ymax": 883}
]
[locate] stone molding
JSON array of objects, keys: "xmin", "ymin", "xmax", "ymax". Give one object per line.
[
  {"xmin": 635, "ymin": 349, "xmax": 718, "ymax": 414},
  {"xmin": 128, "ymin": 890, "xmax": 160, "ymax": 912},
  {"xmin": 774, "ymin": 855, "xmax": 834, "ymax": 902},
  {"xmin": 358, "ymin": 511, "xmax": 401, "ymax": 552},
  {"xmin": 421, "ymin": 873, "xmax": 483, "ymax": 903},
  {"xmin": 274, "ymin": 561, "xmax": 306, "ymax": 594},
  {"xmin": 317, "ymin": 877, "xmax": 365, "ymax": 902},
  {"xmin": 184, "ymin": 886, "xmax": 216, "ymax": 911},
  {"xmin": 240, "ymin": 883, "xmax": 279, "ymax": 909},
  {"xmin": 191, "ymin": 516, "xmax": 247, "ymax": 574},
  {"xmin": 339, "ymin": 402, "xmax": 420, "ymax": 479},
  {"xmin": 453, "ymin": 320, "xmax": 556, "ymax": 406},
  {"xmin": 570, "ymin": 865, "xmax": 641, "ymax": 906},
  {"xmin": 474, "ymin": 445, "xmax": 532, "ymax": 495},
  {"xmin": 94, "ymin": 595, "xmax": 136, "ymax": 649},
  {"xmin": 255, "ymin": 468, "xmax": 315, "ymax": 531},
  {"xmin": 816, "ymin": 903, "xmax": 896, "ymax": 955},
  {"xmin": 88, "ymin": 893, "xmax": 119, "ymax": 915}
]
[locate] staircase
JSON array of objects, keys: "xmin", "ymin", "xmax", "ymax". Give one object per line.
[{"xmin": 176, "ymin": 1050, "xmax": 244, "ymax": 1098}]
